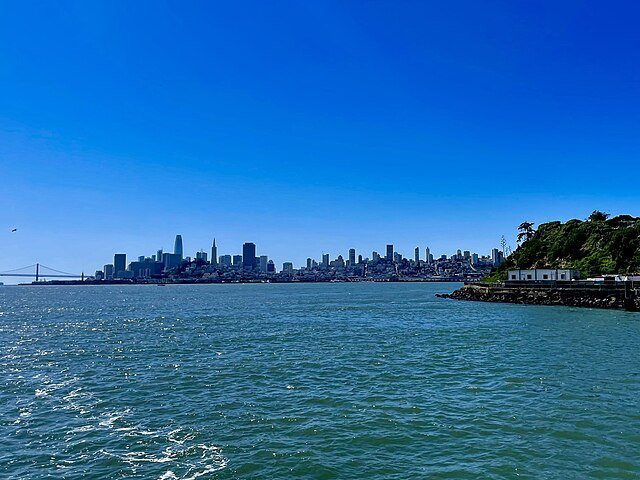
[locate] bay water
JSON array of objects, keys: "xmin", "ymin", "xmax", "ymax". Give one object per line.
[{"xmin": 1, "ymin": 283, "xmax": 639, "ymax": 479}]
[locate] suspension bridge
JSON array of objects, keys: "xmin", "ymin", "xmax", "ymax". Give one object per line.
[{"xmin": 0, "ymin": 264, "xmax": 85, "ymax": 282}]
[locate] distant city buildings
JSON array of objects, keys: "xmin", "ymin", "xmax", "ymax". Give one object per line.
[
  {"xmin": 103, "ymin": 263, "xmax": 114, "ymax": 280},
  {"xmin": 211, "ymin": 239, "xmax": 218, "ymax": 267},
  {"xmin": 114, "ymin": 254, "xmax": 126, "ymax": 278},
  {"xmin": 242, "ymin": 242, "xmax": 256, "ymax": 271},
  {"xmin": 174, "ymin": 235, "xmax": 183, "ymax": 260},
  {"xmin": 98, "ymin": 235, "xmax": 503, "ymax": 284},
  {"xmin": 492, "ymin": 248, "xmax": 505, "ymax": 267}
]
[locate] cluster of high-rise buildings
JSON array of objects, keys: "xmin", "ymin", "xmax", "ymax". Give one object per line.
[{"xmin": 94, "ymin": 235, "xmax": 505, "ymax": 282}]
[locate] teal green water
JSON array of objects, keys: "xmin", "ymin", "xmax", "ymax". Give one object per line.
[{"xmin": 1, "ymin": 283, "xmax": 639, "ymax": 479}]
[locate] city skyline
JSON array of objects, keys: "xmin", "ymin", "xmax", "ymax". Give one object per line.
[
  {"xmin": 0, "ymin": 210, "xmax": 629, "ymax": 282},
  {"xmin": 89, "ymin": 234, "xmax": 505, "ymax": 282},
  {"xmin": 89, "ymin": 232, "xmax": 502, "ymax": 283},
  {"xmin": 105, "ymin": 233, "xmax": 503, "ymax": 274}
]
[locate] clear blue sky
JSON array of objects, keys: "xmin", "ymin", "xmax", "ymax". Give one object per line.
[{"xmin": 1, "ymin": 1, "xmax": 639, "ymax": 277}]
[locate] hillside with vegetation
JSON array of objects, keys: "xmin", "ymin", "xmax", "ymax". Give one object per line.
[{"xmin": 489, "ymin": 212, "xmax": 640, "ymax": 280}]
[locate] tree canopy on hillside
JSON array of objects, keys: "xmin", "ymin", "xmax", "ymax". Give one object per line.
[{"xmin": 488, "ymin": 214, "xmax": 640, "ymax": 280}]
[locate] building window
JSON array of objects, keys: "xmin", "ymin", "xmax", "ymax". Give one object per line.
[
  {"xmin": 511, "ymin": 275, "xmax": 516, "ymax": 280},
  {"xmin": 560, "ymin": 274, "xmax": 566, "ymax": 279},
  {"xmin": 527, "ymin": 274, "xmax": 532, "ymax": 280},
  {"xmin": 543, "ymin": 274, "xmax": 549, "ymax": 280}
]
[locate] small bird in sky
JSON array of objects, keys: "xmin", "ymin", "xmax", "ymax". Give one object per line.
[{"xmin": 11, "ymin": 228, "xmax": 17, "ymax": 232}]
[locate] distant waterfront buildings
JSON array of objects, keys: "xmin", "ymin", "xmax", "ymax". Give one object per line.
[
  {"xmin": 103, "ymin": 264, "xmax": 114, "ymax": 280},
  {"xmin": 97, "ymin": 234, "xmax": 503, "ymax": 284},
  {"xmin": 259, "ymin": 255, "xmax": 268, "ymax": 272},
  {"xmin": 174, "ymin": 235, "xmax": 183, "ymax": 260},
  {"xmin": 492, "ymin": 248, "xmax": 505, "ymax": 267},
  {"xmin": 211, "ymin": 239, "xmax": 218, "ymax": 267},
  {"xmin": 242, "ymin": 242, "xmax": 256, "ymax": 270},
  {"xmin": 114, "ymin": 254, "xmax": 126, "ymax": 278},
  {"xmin": 162, "ymin": 252, "xmax": 181, "ymax": 269}
]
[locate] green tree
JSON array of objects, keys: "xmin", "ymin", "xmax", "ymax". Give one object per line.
[
  {"xmin": 588, "ymin": 210, "xmax": 610, "ymax": 222},
  {"xmin": 517, "ymin": 221, "xmax": 535, "ymax": 243}
]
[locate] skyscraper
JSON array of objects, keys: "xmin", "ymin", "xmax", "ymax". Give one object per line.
[
  {"xmin": 425, "ymin": 247, "xmax": 431, "ymax": 264},
  {"xmin": 386, "ymin": 244, "xmax": 394, "ymax": 261},
  {"xmin": 157, "ymin": 249, "xmax": 163, "ymax": 263},
  {"xmin": 114, "ymin": 253, "xmax": 126, "ymax": 278},
  {"xmin": 414, "ymin": 246, "xmax": 420, "ymax": 263},
  {"xmin": 174, "ymin": 235, "xmax": 183, "ymax": 260},
  {"xmin": 491, "ymin": 248, "xmax": 504, "ymax": 266},
  {"xmin": 211, "ymin": 238, "xmax": 218, "ymax": 266},
  {"xmin": 306, "ymin": 258, "xmax": 313, "ymax": 270},
  {"xmin": 103, "ymin": 264, "xmax": 114, "ymax": 280},
  {"xmin": 242, "ymin": 242, "xmax": 256, "ymax": 270},
  {"xmin": 259, "ymin": 255, "xmax": 268, "ymax": 272},
  {"xmin": 322, "ymin": 253, "xmax": 330, "ymax": 267},
  {"xmin": 348, "ymin": 248, "xmax": 356, "ymax": 266}
]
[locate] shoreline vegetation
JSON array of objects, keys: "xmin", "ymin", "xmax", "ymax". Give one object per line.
[
  {"xmin": 441, "ymin": 212, "xmax": 640, "ymax": 311},
  {"xmin": 485, "ymin": 212, "xmax": 640, "ymax": 283}
]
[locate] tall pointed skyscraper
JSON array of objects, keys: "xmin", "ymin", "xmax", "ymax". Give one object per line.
[
  {"xmin": 174, "ymin": 235, "xmax": 183, "ymax": 260},
  {"xmin": 211, "ymin": 238, "xmax": 218, "ymax": 266}
]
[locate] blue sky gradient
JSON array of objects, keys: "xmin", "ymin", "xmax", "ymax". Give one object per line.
[{"xmin": 1, "ymin": 1, "xmax": 639, "ymax": 275}]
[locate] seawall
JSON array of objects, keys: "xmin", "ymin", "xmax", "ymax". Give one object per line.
[{"xmin": 437, "ymin": 282, "xmax": 640, "ymax": 311}]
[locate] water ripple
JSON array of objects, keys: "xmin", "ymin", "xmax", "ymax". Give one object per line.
[{"xmin": 1, "ymin": 283, "xmax": 639, "ymax": 478}]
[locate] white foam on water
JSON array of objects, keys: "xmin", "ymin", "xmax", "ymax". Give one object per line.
[{"xmin": 158, "ymin": 471, "xmax": 179, "ymax": 479}]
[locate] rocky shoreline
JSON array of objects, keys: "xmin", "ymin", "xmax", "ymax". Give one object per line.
[{"xmin": 437, "ymin": 284, "xmax": 640, "ymax": 311}]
